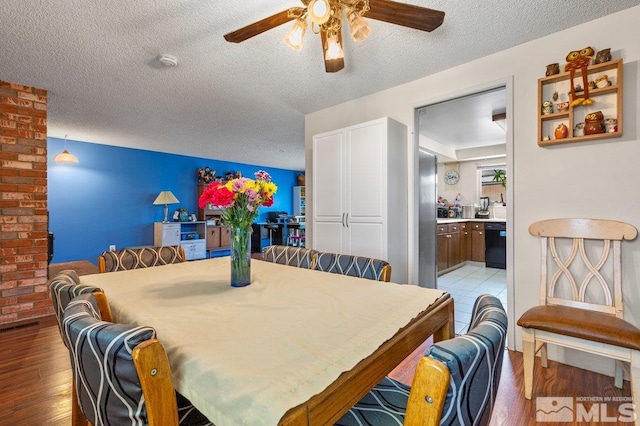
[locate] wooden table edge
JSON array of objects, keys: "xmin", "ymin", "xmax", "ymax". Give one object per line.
[{"xmin": 279, "ymin": 292, "xmax": 454, "ymax": 425}]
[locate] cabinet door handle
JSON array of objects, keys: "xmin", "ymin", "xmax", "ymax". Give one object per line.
[
  {"xmin": 342, "ymin": 213, "xmax": 345, "ymax": 227},
  {"xmin": 479, "ymin": 232, "xmax": 483, "ymax": 235},
  {"xmin": 447, "ymin": 234, "xmax": 451, "ymax": 238}
]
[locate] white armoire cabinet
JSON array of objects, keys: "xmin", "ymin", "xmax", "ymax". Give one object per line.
[{"xmin": 311, "ymin": 117, "xmax": 408, "ymax": 283}]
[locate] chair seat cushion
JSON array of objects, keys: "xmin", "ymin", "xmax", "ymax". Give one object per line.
[
  {"xmin": 334, "ymin": 377, "xmax": 410, "ymax": 425},
  {"xmin": 518, "ymin": 305, "xmax": 640, "ymax": 351}
]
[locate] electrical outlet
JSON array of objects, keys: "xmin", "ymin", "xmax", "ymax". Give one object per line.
[{"xmin": 109, "ymin": 245, "xmax": 116, "ymax": 251}]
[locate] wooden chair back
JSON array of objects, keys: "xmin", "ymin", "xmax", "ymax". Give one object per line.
[{"xmin": 529, "ymin": 218, "xmax": 637, "ymax": 317}]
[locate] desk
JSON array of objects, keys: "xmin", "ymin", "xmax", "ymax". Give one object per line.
[{"xmin": 81, "ymin": 258, "xmax": 452, "ymax": 426}]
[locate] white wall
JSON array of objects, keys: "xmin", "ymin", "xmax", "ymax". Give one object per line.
[{"xmin": 305, "ymin": 6, "xmax": 640, "ymax": 376}]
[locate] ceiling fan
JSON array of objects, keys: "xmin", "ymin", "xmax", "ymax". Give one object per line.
[{"xmin": 224, "ymin": 0, "xmax": 445, "ymax": 73}]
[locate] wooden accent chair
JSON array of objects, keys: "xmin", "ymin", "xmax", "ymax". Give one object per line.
[
  {"xmin": 262, "ymin": 245, "xmax": 318, "ymax": 269},
  {"xmin": 98, "ymin": 245, "xmax": 185, "ymax": 273},
  {"xmin": 336, "ymin": 295, "xmax": 507, "ymax": 425},
  {"xmin": 313, "ymin": 252, "xmax": 392, "ymax": 282},
  {"xmin": 518, "ymin": 218, "xmax": 640, "ymax": 402},
  {"xmin": 61, "ymin": 293, "xmax": 213, "ymax": 426}
]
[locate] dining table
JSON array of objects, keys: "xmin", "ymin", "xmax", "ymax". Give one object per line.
[{"xmin": 80, "ymin": 257, "xmax": 454, "ymax": 426}]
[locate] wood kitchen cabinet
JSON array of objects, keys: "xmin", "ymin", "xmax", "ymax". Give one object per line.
[
  {"xmin": 437, "ymin": 223, "xmax": 461, "ymax": 274},
  {"xmin": 311, "ymin": 117, "xmax": 408, "ymax": 283},
  {"xmin": 470, "ymin": 222, "xmax": 485, "ymax": 262},
  {"xmin": 460, "ymin": 222, "xmax": 471, "ymax": 262}
]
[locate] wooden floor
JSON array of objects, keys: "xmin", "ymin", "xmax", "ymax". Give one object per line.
[{"xmin": 0, "ymin": 261, "xmax": 632, "ymax": 425}]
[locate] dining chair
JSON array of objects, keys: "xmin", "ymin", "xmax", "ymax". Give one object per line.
[
  {"xmin": 62, "ymin": 293, "xmax": 213, "ymax": 426},
  {"xmin": 335, "ymin": 294, "xmax": 507, "ymax": 425},
  {"xmin": 313, "ymin": 252, "xmax": 392, "ymax": 282},
  {"xmin": 49, "ymin": 270, "xmax": 113, "ymax": 341},
  {"xmin": 49, "ymin": 271, "xmax": 113, "ymax": 426},
  {"xmin": 98, "ymin": 245, "xmax": 186, "ymax": 273},
  {"xmin": 262, "ymin": 245, "xmax": 317, "ymax": 269},
  {"xmin": 518, "ymin": 218, "xmax": 640, "ymax": 402}
]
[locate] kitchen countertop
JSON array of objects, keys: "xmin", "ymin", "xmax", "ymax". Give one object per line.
[{"xmin": 437, "ymin": 218, "xmax": 506, "ymax": 224}]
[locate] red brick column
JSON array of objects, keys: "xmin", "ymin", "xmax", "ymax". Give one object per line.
[{"xmin": 0, "ymin": 80, "xmax": 49, "ymax": 324}]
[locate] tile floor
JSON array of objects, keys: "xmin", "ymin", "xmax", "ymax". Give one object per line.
[{"xmin": 437, "ymin": 263, "xmax": 507, "ymax": 335}]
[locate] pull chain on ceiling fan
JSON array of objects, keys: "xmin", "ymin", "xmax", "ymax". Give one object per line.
[{"xmin": 224, "ymin": 0, "xmax": 445, "ymax": 73}]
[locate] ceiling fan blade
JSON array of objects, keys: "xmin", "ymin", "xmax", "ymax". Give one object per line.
[
  {"xmin": 365, "ymin": 0, "xmax": 445, "ymax": 32},
  {"xmin": 224, "ymin": 7, "xmax": 305, "ymax": 43},
  {"xmin": 320, "ymin": 31, "xmax": 345, "ymax": 73}
]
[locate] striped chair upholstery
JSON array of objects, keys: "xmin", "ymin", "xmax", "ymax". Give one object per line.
[
  {"xmin": 335, "ymin": 295, "xmax": 507, "ymax": 426},
  {"xmin": 49, "ymin": 270, "xmax": 103, "ymax": 343},
  {"xmin": 313, "ymin": 252, "xmax": 391, "ymax": 282},
  {"xmin": 99, "ymin": 245, "xmax": 185, "ymax": 273},
  {"xmin": 262, "ymin": 245, "xmax": 317, "ymax": 269},
  {"xmin": 62, "ymin": 293, "xmax": 213, "ymax": 426}
]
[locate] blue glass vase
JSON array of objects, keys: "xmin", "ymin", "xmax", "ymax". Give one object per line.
[{"xmin": 230, "ymin": 226, "xmax": 251, "ymax": 287}]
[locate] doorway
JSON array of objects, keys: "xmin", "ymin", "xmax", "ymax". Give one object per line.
[{"xmin": 414, "ymin": 80, "xmax": 514, "ymax": 344}]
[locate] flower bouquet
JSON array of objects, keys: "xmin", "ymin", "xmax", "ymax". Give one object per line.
[{"xmin": 198, "ymin": 170, "xmax": 277, "ymax": 287}]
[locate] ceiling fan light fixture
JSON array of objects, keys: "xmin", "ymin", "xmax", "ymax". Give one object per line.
[
  {"xmin": 284, "ymin": 18, "xmax": 307, "ymax": 51},
  {"xmin": 324, "ymin": 32, "xmax": 344, "ymax": 61},
  {"xmin": 308, "ymin": 0, "xmax": 331, "ymax": 25},
  {"xmin": 347, "ymin": 11, "xmax": 371, "ymax": 42}
]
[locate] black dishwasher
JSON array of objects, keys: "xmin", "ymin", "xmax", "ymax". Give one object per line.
[{"xmin": 484, "ymin": 222, "xmax": 506, "ymax": 269}]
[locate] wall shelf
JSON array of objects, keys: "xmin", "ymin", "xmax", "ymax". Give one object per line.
[{"xmin": 538, "ymin": 58, "xmax": 622, "ymax": 147}]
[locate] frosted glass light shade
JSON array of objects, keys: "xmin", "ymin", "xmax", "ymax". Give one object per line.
[
  {"xmin": 324, "ymin": 33, "xmax": 344, "ymax": 61},
  {"xmin": 284, "ymin": 18, "xmax": 307, "ymax": 51},
  {"xmin": 54, "ymin": 149, "xmax": 79, "ymax": 164},
  {"xmin": 347, "ymin": 11, "xmax": 371, "ymax": 42}
]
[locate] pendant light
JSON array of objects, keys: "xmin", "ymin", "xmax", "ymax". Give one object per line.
[{"xmin": 54, "ymin": 135, "xmax": 79, "ymax": 164}]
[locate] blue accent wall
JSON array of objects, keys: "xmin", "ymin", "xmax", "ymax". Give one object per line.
[{"xmin": 48, "ymin": 137, "xmax": 301, "ymax": 264}]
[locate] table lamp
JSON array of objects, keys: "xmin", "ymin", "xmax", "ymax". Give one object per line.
[{"xmin": 153, "ymin": 191, "xmax": 179, "ymax": 223}]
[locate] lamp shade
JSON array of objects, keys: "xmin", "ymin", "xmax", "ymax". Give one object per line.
[
  {"xmin": 153, "ymin": 191, "xmax": 180, "ymax": 205},
  {"xmin": 54, "ymin": 149, "xmax": 79, "ymax": 164}
]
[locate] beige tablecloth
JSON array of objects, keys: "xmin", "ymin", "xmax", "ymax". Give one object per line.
[{"xmin": 81, "ymin": 258, "xmax": 444, "ymax": 426}]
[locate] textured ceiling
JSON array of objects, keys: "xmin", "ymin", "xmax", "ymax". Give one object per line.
[{"xmin": 1, "ymin": 1, "xmax": 639, "ymax": 170}]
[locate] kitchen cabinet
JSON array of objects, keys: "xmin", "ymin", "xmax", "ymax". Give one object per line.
[
  {"xmin": 437, "ymin": 223, "xmax": 461, "ymax": 273},
  {"xmin": 538, "ymin": 58, "xmax": 622, "ymax": 146},
  {"xmin": 470, "ymin": 222, "xmax": 485, "ymax": 262},
  {"xmin": 153, "ymin": 221, "xmax": 207, "ymax": 260},
  {"xmin": 311, "ymin": 117, "xmax": 408, "ymax": 283},
  {"xmin": 460, "ymin": 222, "xmax": 471, "ymax": 262}
]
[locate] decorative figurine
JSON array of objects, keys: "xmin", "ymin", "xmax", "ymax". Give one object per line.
[
  {"xmin": 588, "ymin": 80, "xmax": 596, "ymax": 90},
  {"xmin": 584, "ymin": 111, "xmax": 605, "ymax": 135},
  {"xmin": 565, "ymin": 47, "xmax": 595, "ymax": 106},
  {"xmin": 604, "ymin": 118, "xmax": 618, "ymax": 133},
  {"xmin": 595, "ymin": 75, "xmax": 611, "ymax": 88},
  {"xmin": 546, "ymin": 63, "xmax": 560, "ymax": 76},
  {"xmin": 555, "ymin": 123, "xmax": 569, "ymax": 139},
  {"xmin": 541, "ymin": 100, "xmax": 554, "ymax": 115},
  {"xmin": 574, "ymin": 122, "xmax": 585, "ymax": 137},
  {"xmin": 542, "ymin": 135, "xmax": 551, "ymax": 141},
  {"xmin": 594, "ymin": 48, "xmax": 612, "ymax": 64},
  {"xmin": 556, "ymin": 101, "xmax": 569, "ymax": 112}
]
